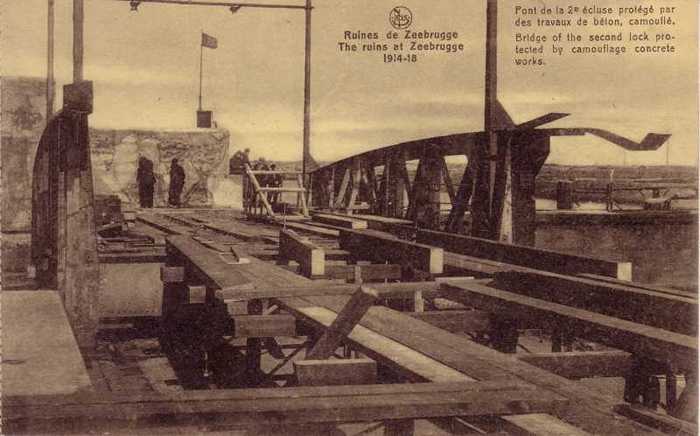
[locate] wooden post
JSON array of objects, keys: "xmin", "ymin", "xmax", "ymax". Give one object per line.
[
  {"xmin": 73, "ymin": 0, "xmax": 84, "ymax": 82},
  {"xmin": 484, "ymin": 0, "xmax": 498, "ymax": 217},
  {"xmin": 328, "ymin": 167, "xmax": 335, "ymax": 209},
  {"xmin": 245, "ymin": 299, "xmax": 264, "ymax": 385},
  {"xmin": 556, "ymin": 180, "xmax": 574, "ymax": 210},
  {"xmin": 346, "ymin": 158, "xmax": 361, "ymax": 214},
  {"xmin": 301, "ymin": 0, "xmax": 312, "ymax": 184},
  {"xmin": 385, "ymin": 419, "xmax": 415, "ymax": 436},
  {"xmin": 334, "ymin": 167, "xmax": 351, "ymax": 209}
]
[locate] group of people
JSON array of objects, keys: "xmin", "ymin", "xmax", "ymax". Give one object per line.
[
  {"xmin": 136, "ymin": 157, "xmax": 185, "ymax": 208},
  {"xmin": 229, "ymin": 149, "xmax": 284, "ymax": 208},
  {"xmin": 254, "ymin": 160, "xmax": 284, "ymax": 206}
]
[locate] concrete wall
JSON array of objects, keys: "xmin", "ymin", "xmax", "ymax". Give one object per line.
[
  {"xmin": 91, "ymin": 127, "xmax": 230, "ymax": 208},
  {"xmin": 1, "ymin": 76, "xmax": 236, "ymax": 274},
  {"xmin": 2, "ymin": 77, "xmax": 48, "ymax": 274}
]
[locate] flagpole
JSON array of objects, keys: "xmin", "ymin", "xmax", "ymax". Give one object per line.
[
  {"xmin": 199, "ymin": 34, "xmax": 203, "ymax": 111},
  {"xmin": 47, "ymin": 0, "xmax": 55, "ymax": 123}
]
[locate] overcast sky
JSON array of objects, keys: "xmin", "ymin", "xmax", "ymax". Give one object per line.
[{"xmin": 2, "ymin": 0, "xmax": 698, "ymax": 165}]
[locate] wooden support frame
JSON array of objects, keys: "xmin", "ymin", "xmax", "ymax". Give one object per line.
[
  {"xmin": 440, "ymin": 281, "xmax": 698, "ymax": 372},
  {"xmin": 278, "ymin": 229, "xmax": 325, "ymax": 277},
  {"xmin": 244, "ymin": 164, "xmax": 275, "ymax": 218},
  {"xmin": 306, "ymin": 286, "xmax": 378, "ymax": 360}
]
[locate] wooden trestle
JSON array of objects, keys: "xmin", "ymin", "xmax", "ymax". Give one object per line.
[{"xmin": 5, "ymin": 209, "xmax": 697, "ymax": 435}]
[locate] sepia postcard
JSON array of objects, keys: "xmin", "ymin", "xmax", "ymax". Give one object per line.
[{"xmin": 1, "ymin": 0, "xmax": 698, "ymax": 434}]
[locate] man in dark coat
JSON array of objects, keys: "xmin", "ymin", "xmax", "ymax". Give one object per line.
[
  {"xmin": 136, "ymin": 156, "xmax": 156, "ymax": 208},
  {"xmin": 229, "ymin": 148, "xmax": 251, "ymax": 175},
  {"xmin": 168, "ymin": 158, "xmax": 186, "ymax": 207}
]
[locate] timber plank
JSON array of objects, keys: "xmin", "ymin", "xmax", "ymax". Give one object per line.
[
  {"xmin": 495, "ymin": 270, "xmax": 697, "ymax": 335},
  {"xmin": 291, "ymin": 296, "xmax": 662, "ymax": 435},
  {"xmin": 338, "ymin": 229, "xmax": 443, "ymax": 274},
  {"xmin": 517, "ymin": 351, "xmax": 636, "ymax": 379},
  {"xmin": 166, "ymin": 236, "xmax": 252, "ymax": 294},
  {"xmin": 313, "ymin": 213, "xmax": 368, "ymax": 229},
  {"xmin": 4, "ymin": 382, "xmax": 568, "ymax": 434}
]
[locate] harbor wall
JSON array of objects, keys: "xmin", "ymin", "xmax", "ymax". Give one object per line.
[{"xmin": 536, "ymin": 222, "xmax": 697, "ymax": 290}]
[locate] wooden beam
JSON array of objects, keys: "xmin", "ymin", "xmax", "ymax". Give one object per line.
[
  {"xmin": 294, "ymin": 359, "xmax": 377, "ymax": 386},
  {"xmin": 3, "ymin": 381, "xmax": 568, "ymax": 434},
  {"xmin": 218, "ymin": 280, "xmax": 466, "ymax": 302},
  {"xmin": 346, "ymin": 159, "xmax": 361, "ymax": 214},
  {"xmin": 334, "ymin": 167, "xmax": 351, "ymax": 209},
  {"xmin": 503, "ymin": 414, "xmax": 590, "ymax": 436},
  {"xmin": 166, "ymin": 236, "xmax": 253, "ymax": 297},
  {"xmin": 441, "ymin": 156, "xmax": 456, "ymax": 205},
  {"xmin": 245, "ymin": 164, "xmax": 275, "ymax": 217},
  {"xmin": 278, "ymin": 229, "xmax": 325, "ymax": 277},
  {"xmin": 614, "ymin": 404, "xmax": 697, "ymax": 436},
  {"xmin": 407, "ymin": 310, "xmax": 491, "ymax": 334},
  {"xmin": 440, "ymin": 281, "xmax": 698, "ymax": 372},
  {"xmin": 233, "ymin": 314, "xmax": 297, "ymax": 338},
  {"xmin": 324, "ymin": 264, "xmax": 402, "ymax": 283},
  {"xmin": 495, "ymin": 271, "xmax": 697, "ymax": 335},
  {"xmin": 516, "ymin": 351, "xmax": 644, "ymax": 379},
  {"xmin": 338, "ymin": 229, "xmax": 443, "ymax": 275},
  {"xmin": 412, "ymin": 228, "xmax": 630, "ymax": 279},
  {"xmin": 306, "ymin": 286, "xmax": 378, "ymax": 360},
  {"xmin": 313, "ymin": 213, "xmax": 368, "ymax": 229}
]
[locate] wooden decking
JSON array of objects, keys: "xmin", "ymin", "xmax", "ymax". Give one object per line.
[{"xmin": 5, "ymin": 209, "xmax": 697, "ymax": 435}]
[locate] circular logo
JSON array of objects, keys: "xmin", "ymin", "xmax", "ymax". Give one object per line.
[{"xmin": 389, "ymin": 6, "xmax": 412, "ymax": 30}]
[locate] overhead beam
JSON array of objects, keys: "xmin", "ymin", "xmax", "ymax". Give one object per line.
[{"xmin": 114, "ymin": 0, "xmax": 310, "ymax": 10}]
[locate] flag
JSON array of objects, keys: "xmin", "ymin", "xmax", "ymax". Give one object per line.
[{"xmin": 201, "ymin": 33, "xmax": 218, "ymax": 49}]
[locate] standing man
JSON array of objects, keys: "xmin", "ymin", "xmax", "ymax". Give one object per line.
[
  {"xmin": 169, "ymin": 158, "xmax": 186, "ymax": 207},
  {"xmin": 229, "ymin": 148, "xmax": 251, "ymax": 175},
  {"xmin": 136, "ymin": 156, "xmax": 156, "ymax": 208}
]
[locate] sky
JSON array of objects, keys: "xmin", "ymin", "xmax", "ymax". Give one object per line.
[{"xmin": 2, "ymin": 0, "xmax": 698, "ymax": 165}]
